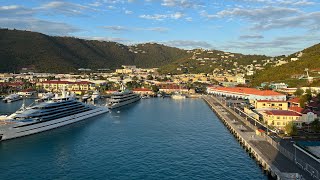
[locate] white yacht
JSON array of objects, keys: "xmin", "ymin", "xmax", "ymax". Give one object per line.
[
  {"xmin": 36, "ymin": 92, "xmax": 54, "ymax": 102},
  {"xmin": 3, "ymin": 94, "xmax": 22, "ymax": 103},
  {"xmin": 82, "ymin": 94, "xmax": 91, "ymax": 102},
  {"xmin": 0, "ymin": 91, "xmax": 109, "ymax": 141},
  {"xmin": 171, "ymin": 93, "xmax": 187, "ymax": 99},
  {"xmin": 91, "ymin": 91, "xmax": 100, "ymax": 101},
  {"xmin": 107, "ymin": 90, "xmax": 140, "ymax": 109}
]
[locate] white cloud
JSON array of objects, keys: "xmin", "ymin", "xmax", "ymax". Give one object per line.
[
  {"xmin": 0, "ymin": 5, "xmax": 35, "ymax": 17},
  {"xmin": 201, "ymin": 6, "xmax": 320, "ymax": 31},
  {"xmin": 139, "ymin": 12, "xmax": 184, "ymax": 20},
  {"xmin": 239, "ymin": 34, "xmax": 264, "ymax": 39},
  {"xmin": 0, "ymin": 18, "xmax": 80, "ymax": 35},
  {"xmin": 205, "ymin": 6, "xmax": 300, "ymax": 20},
  {"xmin": 234, "ymin": 0, "xmax": 316, "ymax": 6},
  {"xmin": 185, "ymin": 17, "xmax": 192, "ymax": 21},
  {"xmin": 89, "ymin": 1, "xmax": 103, "ymax": 7},
  {"xmin": 163, "ymin": 40, "xmax": 214, "ymax": 49},
  {"xmin": 135, "ymin": 27, "xmax": 169, "ymax": 32},
  {"xmin": 102, "ymin": 25, "xmax": 169, "ymax": 32},
  {"xmin": 161, "ymin": 0, "xmax": 204, "ymax": 8},
  {"xmin": 0, "ymin": 4, "xmax": 81, "ymax": 35},
  {"xmin": 102, "ymin": 26, "xmax": 128, "ymax": 31},
  {"xmin": 125, "ymin": 10, "xmax": 133, "ymax": 14},
  {"xmin": 223, "ymin": 33, "xmax": 320, "ymax": 55},
  {"xmin": 38, "ymin": 1, "xmax": 94, "ymax": 16}
]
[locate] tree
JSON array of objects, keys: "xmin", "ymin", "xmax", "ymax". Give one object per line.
[
  {"xmin": 294, "ymin": 88, "xmax": 304, "ymax": 96},
  {"xmin": 147, "ymin": 74, "xmax": 154, "ymax": 80},
  {"xmin": 132, "ymin": 76, "xmax": 138, "ymax": 81},
  {"xmin": 299, "ymin": 93, "xmax": 312, "ymax": 108},
  {"xmin": 317, "ymin": 93, "xmax": 320, "ymax": 102},
  {"xmin": 284, "ymin": 122, "xmax": 298, "ymax": 136},
  {"xmin": 151, "ymin": 85, "xmax": 159, "ymax": 93},
  {"xmin": 310, "ymin": 118, "xmax": 320, "ymax": 132}
]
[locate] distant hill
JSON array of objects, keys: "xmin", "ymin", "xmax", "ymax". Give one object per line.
[
  {"xmin": 250, "ymin": 43, "xmax": 320, "ymax": 87},
  {"xmin": 0, "ymin": 29, "xmax": 190, "ymax": 73},
  {"xmin": 158, "ymin": 49, "xmax": 270, "ymax": 75}
]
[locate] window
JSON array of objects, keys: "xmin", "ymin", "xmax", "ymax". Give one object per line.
[
  {"xmin": 279, "ymin": 104, "xmax": 282, "ymax": 106},
  {"xmin": 277, "ymin": 117, "xmax": 280, "ymax": 119},
  {"xmin": 277, "ymin": 122, "xmax": 280, "ymax": 125},
  {"xmin": 271, "ymin": 104, "xmax": 275, "ymax": 106}
]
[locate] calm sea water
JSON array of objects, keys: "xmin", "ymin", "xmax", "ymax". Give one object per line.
[{"xmin": 0, "ymin": 98, "xmax": 268, "ymax": 180}]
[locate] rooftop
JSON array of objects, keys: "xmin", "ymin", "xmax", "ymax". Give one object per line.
[
  {"xmin": 265, "ymin": 110, "xmax": 301, "ymax": 116},
  {"xmin": 210, "ymin": 87, "xmax": 284, "ymax": 96}
]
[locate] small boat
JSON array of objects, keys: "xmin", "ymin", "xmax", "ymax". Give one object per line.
[
  {"xmin": 82, "ymin": 94, "xmax": 91, "ymax": 102},
  {"xmin": 171, "ymin": 93, "xmax": 187, "ymax": 99},
  {"xmin": 141, "ymin": 95, "xmax": 150, "ymax": 99},
  {"xmin": 91, "ymin": 91, "xmax": 100, "ymax": 101},
  {"xmin": 36, "ymin": 92, "xmax": 54, "ymax": 102},
  {"xmin": 3, "ymin": 94, "xmax": 22, "ymax": 103}
]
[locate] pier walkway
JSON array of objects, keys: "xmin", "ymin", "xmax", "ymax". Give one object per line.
[{"xmin": 203, "ymin": 95, "xmax": 315, "ymax": 180}]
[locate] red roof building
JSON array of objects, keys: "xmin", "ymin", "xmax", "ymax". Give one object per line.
[
  {"xmin": 133, "ymin": 88, "xmax": 154, "ymax": 95},
  {"xmin": 207, "ymin": 86, "xmax": 286, "ymax": 101},
  {"xmin": 288, "ymin": 97, "xmax": 300, "ymax": 107}
]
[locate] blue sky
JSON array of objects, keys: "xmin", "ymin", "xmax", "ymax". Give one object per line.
[{"xmin": 0, "ymin": 0, "xmax": 320, "ymax": 56}]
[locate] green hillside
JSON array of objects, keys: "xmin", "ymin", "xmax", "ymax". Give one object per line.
[
  {"xmin": 250, "ymin": 43, "xmax": 320, "ymax": 87},
  {"xmin": 0, "ymin": 29, "xmax": 190, "ymax": 73},
  {"xmin": 158, "ymin": 49, "xmax": 270, "ymax": 75}
]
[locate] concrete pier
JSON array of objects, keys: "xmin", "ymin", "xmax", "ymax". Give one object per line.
[{"xmin": 203, "ymin": 95, "xmax": 315, "ymax": 180}]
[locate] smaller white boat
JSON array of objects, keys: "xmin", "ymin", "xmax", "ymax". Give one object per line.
[
  {"xmin": 141, "ymin": 95, "xmax": 150, "ymax": 99},
  {"xmin": 3, "ymin": 94, "xmax": 22, "ymax": 103},
  {"xmin": 82, "ymin": 94, "xmax": 91, "ymax": 101},
  {"xmin": 171, "ymin": 93, "xmax": 186, "ymax": 99},
  {"xmin": 91, "ymin": 91, "xmax": 100, "ymax": 101},
  {"xmin": 36, "ymin": 92, "xmax": 54, "ymax": 102}
]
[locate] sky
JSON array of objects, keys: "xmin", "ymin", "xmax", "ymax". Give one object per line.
[{"xmin": 0, "ymin": 0, "xmax": 320, "ymax": 56}]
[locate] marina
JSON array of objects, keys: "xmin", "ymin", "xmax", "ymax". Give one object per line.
[{"xmin": 0, "ymin": 98, "xmax": 268, "ymax": 180}]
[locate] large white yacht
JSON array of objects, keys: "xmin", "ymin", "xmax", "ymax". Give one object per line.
[
  {"xmin": 0, "ymin": 91, "xmax": 109, "ymax": 141},
  {"xmin": 3, "ymin": 94, "xmax": 22, "ymax": 103},
  {"xmin": 107, "ymin": 90, "xmax": 140, "ymax": 109}
]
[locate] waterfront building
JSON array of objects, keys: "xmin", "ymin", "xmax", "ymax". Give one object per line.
[
  {"xmin": 207, "ymin": 87, "xmax": 286, "ymax": 101},
  {"xmin": 253, "ymin": 100, "xmax": 288, "ymax": 110},
  {"xmin": 262, "ymin": 110, "xmax": 317, "ymax": 129},
  {"xmin": 262, "ymin": 110, "xmax": 302, "ymax": 129},
  {"xmin": 133, "ymin": 88, "xmax": 154, "ymax": 96},
  {"xmin": 37, "ymin": 80, "xmax": 95, "ymax": 94},
  {"xmin": 159, "ymin": 84, "xmax": 189, "ymax": 94}
]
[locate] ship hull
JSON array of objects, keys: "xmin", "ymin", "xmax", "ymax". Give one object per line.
[
  {"xmin": 108, "ymin": 96, "xmax": 140, "ymax": 109},
  {"xmin": 0, "ymin": 107, "xmax": 108, "ymax": 141}
]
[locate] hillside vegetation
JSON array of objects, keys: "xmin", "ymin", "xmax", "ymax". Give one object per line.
[
  {"xmin": 0, "ymin": 29, "xmax": 190, "ymax": 73},
  {"xmin": 158, "ymin": 49, "xmax": 270, "ymax": 75},
  {"xmin": 251, "ymin": 43, "xmax": 320, "ymax": 87}
]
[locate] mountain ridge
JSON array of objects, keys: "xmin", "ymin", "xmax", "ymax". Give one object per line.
[{"xmin": 0, "ymin": 28, "xmax": 190, "ymax": 73}]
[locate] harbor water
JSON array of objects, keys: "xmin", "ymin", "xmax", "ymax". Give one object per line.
[{"xmin": 0, "ymin": 98, "xmax": 268, "ymax": 179}]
